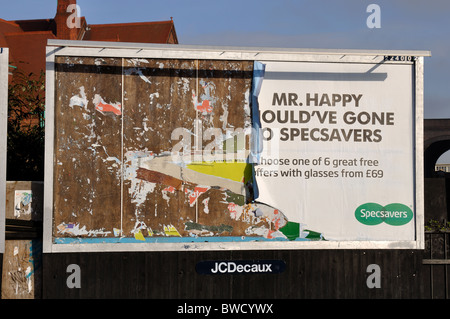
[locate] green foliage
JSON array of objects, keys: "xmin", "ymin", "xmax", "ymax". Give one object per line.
[
  {"xmin": 7, "ymin": 70, "xmax": 45, "ymax": 181},
  {"xmin": 425, "ymin": 219, "xmax": 450, "ymax": 232}
]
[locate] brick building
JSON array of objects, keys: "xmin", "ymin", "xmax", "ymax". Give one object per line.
[{"xmin": 0, "ymin": 0, "xmax": 178, "ymax": 77}]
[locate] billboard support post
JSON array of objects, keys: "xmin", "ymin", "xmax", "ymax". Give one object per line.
[{"xmin": 0, "ymin": 48, "xmax": 8, "ymax": 255}]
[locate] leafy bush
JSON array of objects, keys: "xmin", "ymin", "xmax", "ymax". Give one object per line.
[
  {"xmin": 7, "ymin": 70, "xmax": 45, "ymax": 181},
  {"xmin": 425, "ymin": 219, "xmax": 450, "ymax": 232}
]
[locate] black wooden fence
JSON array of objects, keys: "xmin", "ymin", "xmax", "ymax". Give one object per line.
[
  {"xmin": 40, "ymin": 248, "xmax": 426, "ymax": 299},
  {"xmin": 423, "ymin": 231, "xmax": 450, "ymax": 298},
  {"xmin": 2, "ymin": 231, "xmax": 450, "ymax": 299}
]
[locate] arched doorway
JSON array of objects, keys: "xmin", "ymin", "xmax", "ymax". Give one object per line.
[
  {"xmin": 424, "ymin": 119, "xmax": 450, "ymax": 222},
  {"xmin": 424, "ymin": 138, "xmax": 450, "ymax": 178},
  {"xmin": 424, "ymin": 119, "xmax": 450, "ymax": 177}
]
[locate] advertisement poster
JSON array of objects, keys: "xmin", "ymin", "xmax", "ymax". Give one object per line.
[{"xmin": 253, "ymin": 60, "xmax": 415, "ymax": 241}]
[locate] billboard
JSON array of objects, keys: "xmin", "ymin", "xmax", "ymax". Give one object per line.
[
  {"xmin": 0, "ymin": 48, "xmax": 8, "ymax": 254},
  {"xmin": 43, "ymin": 40, "xmax": 429, "ymax": 252}
]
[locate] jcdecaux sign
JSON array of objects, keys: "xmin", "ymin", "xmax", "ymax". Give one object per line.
[{"xmin": 196, "ymin": 260, "xmax": 286, "ymax": 275}]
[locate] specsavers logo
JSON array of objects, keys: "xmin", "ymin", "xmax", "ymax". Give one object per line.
[{"xmin": 355, "ymin": 203, "xmax": 413, "ymax": 226}]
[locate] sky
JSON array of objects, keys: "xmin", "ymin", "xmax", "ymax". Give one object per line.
[{"xmin": 2, "ymin": 0, "xmax": 450, "ymax": 160}]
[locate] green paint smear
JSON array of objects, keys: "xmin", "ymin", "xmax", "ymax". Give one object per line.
[
  {"xmin": 279, "ymin": 222, "xmax": 300, "ymax": 241},
  {"xmin": 304, "ymin": 229, "xmax": 325, "ymax": 241},
  {"xmin": 279, "ymin": 222, "xmax": 326, "ymax": 241},
  {"xmin": 185, "ymin": 221, "xmax": 233, "ymax": 234},
  {"xmin": 244, "ymin": 163, "xmax": 253, "ymax": 184},
  {"xmin": 224, "ymin": 190, "xmax": 246, "ymax": 206}
]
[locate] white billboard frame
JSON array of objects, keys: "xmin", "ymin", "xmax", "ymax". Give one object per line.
[
  {"xmin": 0, "ymin": 48, "xmax": 8, "ymax": 255},
  {"xmin": 44, "ymin": 39, "xmax": 429, "ymax": 253}
]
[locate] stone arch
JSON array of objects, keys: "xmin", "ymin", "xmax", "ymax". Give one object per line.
[
  {"xmin": 424, "ymin": 119, "xmax": 450, "ymax": 222},
  {"xmin": 424, "ymin": 120, "xmax": 450, "ymax": 178}
]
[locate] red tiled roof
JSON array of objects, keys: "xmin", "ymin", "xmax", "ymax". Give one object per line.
[
  {"xmin": 84, "ymin": 20, "xmax": 178, "ymax": 44},
  {"xmin": 0, "ymin": 19, "xmax": 22, "ymax": 47},
  {"xmin": 10, "ymin": 19, "xmax": 54, "ymax": 32},
  {"xmin": 0, "ymin": 1, "xmax": 178, "ymax": 77}
]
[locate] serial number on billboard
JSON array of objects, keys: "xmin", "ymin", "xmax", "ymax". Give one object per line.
[{"xmin": 384, "ymin": 55, "xmax": 415, "ymax": 62}]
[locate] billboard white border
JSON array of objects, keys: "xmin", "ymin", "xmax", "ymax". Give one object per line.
[
  {"xmin": 44, "ymin": 40, "xmax": 429, "ymax": 253},
  {"xmin": 0, "ymin": 48, "xmax": 8, "ymax": 254}
]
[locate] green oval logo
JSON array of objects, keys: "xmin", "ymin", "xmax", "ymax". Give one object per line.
[
  {"xmin": 355, "ymin": 203, "xmax": 385, "ymax": 225},
  {"xmin": 383, "ymin": 203, "xmax": 414, "ymax": 226},
  {"xmin": 355, "ymin": 203, "xmax": 413, "ymax": 226}
]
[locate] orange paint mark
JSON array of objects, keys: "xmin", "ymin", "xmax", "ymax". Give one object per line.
[
  {"xmin": 195, "ymin": 99, "xmax": 212, "ymax": 113},
  {"xmin": 227, "ymin": 202, "xmax": 242, "ymax": 220},
  {"xmin": 136, "ymin": 168, "xmax": 183, "ymax": 190},
  {"xmin": 95, "ymin": 101, "xmax": 122, "ymax": 115},
  {"xmin": 188, "ymin": 186, "xmax": 210, "ymax": 206},
  {"xmin": 227, "ymin": 202, "xmax": 237, "ymax": 213},
  {"xmin": 163, "ymin": 186, "xmax": 175, "ymax": 193},
  {"xmin": 195, "ymin": 186, "xmax": 210, "ymax": 193},
  {"xmin": 273, "ymin": 209, "xmax": 282, "ymax": 230}
]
